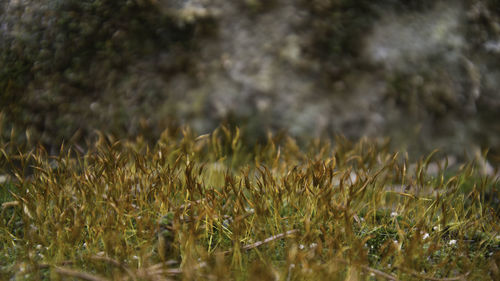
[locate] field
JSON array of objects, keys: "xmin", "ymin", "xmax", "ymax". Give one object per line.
[{"xmin": 0, "ymin": 127, "xmax": 499, "ymax": 280}]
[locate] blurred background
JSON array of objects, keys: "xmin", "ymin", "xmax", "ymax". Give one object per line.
[{"xmin": 1, "ymin": 0, "xmax": 499, "ymax": 164}]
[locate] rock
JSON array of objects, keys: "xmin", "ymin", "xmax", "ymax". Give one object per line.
[{"xmin": 1, "ymin": 0, "xmax": 499, "ymax": 162}]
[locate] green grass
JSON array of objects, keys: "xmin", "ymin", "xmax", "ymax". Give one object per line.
[{"xmin": 0, "ymin": 127, "xmax": 498, "ymax": 280}]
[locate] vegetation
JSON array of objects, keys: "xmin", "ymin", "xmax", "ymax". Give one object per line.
[
  {"xmin": 4, "ymin": 0, "xmax": 500, "ymax": 160},
  {"xmin": 0, "ymin": 0, "xmax": 211, "ymax": 148},
  {"xmin": 2, "ymin": 2, "xmax": 499, "ymax": 279},
  {"xmin": 0, "ymin": 126, "xmax": 498, "ymax": 280}
]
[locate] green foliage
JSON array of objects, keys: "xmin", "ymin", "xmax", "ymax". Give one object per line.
[{"xmin": 0, "ymin": 126, "xmax": 498, "ymax": 280}]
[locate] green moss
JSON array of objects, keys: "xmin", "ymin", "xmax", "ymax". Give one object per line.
[
  {"xmin": 364, "ymin": 226, "xmax": 398, "ymax": 261},
  {"xmin": 0, "ymin": 0, "xmax": 207, "ymax": 148},
  {"xmin": 241, "ymin": 0, "xmax": 277, "ymax": 14},
  {"xmin": 0, "ymin": 181, "xmax": 14, "ymax": 204}
]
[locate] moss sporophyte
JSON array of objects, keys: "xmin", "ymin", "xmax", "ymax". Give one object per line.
[{"xmin": 0, "ymin": 127, "xmax": 498, "ymax": 280}]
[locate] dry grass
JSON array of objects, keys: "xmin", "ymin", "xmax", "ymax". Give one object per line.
[{"xmin": 0, "ymin": 126, "xmax": 498, "ymax": 280}]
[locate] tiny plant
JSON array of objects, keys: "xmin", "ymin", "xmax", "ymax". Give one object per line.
[{"xmin": 0, "ymin": 126, "xmax": 498, "ymax": 280}]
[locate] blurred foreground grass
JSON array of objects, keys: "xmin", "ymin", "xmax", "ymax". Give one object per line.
[{"xmin": 0, "ymin": 126, "xmax": 499, "ymax": 280}]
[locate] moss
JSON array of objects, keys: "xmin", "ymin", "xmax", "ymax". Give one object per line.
[
  {"xmin": 2, "ymin": 0, "xmax": 500, "ymax": 162},
  {"xmin": 300, "ymin": 0, "xmax": 438, "ymax": 74},
  {"xmin": 0, "ymin": 0, "xmax": 209, "ymax": 148},
  {"xmin": 0, "ymin": 128, "xmax": 498, "ymax": 279},
  {"xmin": 241, "ymin": 0, "xmax": 278, "ymax": 14},
  {"xmin": 364, "ymin": 226, "xmax": 398, "ymax": 261}
]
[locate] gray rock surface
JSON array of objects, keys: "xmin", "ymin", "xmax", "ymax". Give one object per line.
[{"xmin": 1, "ymin": 0, "xmax": 499, "ymax": 161}]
